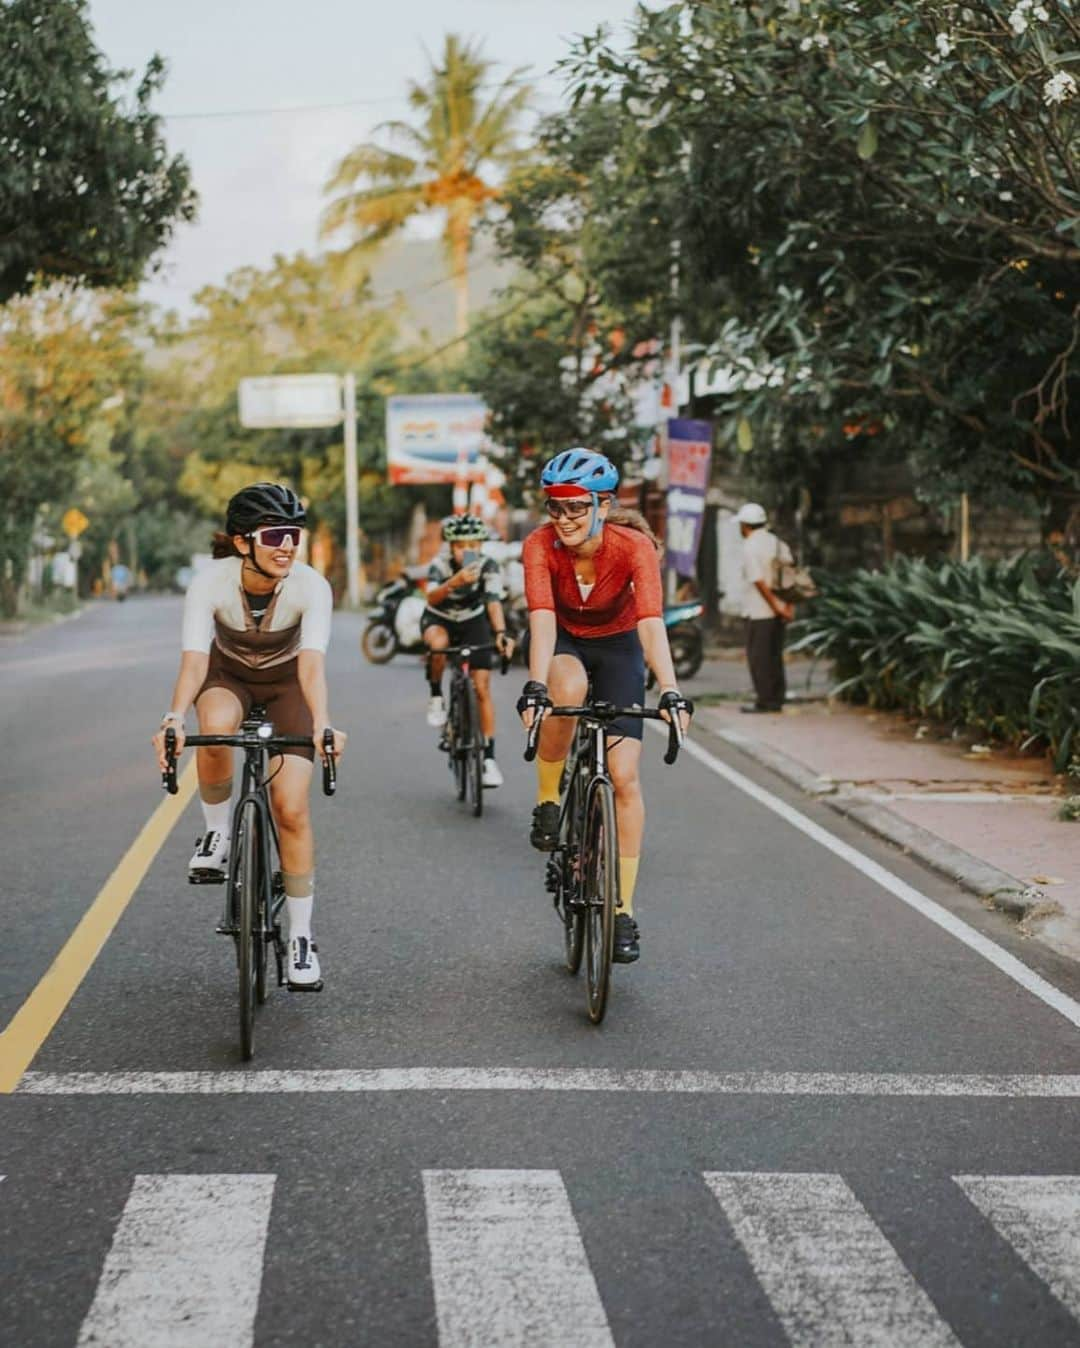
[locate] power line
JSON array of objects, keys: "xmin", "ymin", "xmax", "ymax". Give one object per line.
[{"xmin": 160, "ymin": 78, "xmax": 556, "ymax": 122}]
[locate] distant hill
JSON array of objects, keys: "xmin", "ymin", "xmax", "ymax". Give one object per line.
[{"xmin": 366, "ymin": 234, "xmax": 517, "ymax": 349}]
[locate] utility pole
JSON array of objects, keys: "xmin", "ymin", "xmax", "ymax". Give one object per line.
[{"xmin": 343, "ymin": 372, "xmax": 360, "ymax": 608}]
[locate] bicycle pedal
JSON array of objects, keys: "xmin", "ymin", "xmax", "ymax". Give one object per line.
[
  {"xmin": 189, "ymin": 870, "xmax": 226, "ymax": 885},
  {"xmin": 215, "ymin": 922, "xmax": 237, "ymax": 937},
  {"xmin": 545, "ymin": 860, "xmax": 561, "ymax": 893}
]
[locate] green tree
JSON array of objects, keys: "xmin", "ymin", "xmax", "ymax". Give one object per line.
[
  {"xmin": 466, "ymin": 100, "xmax": 676, "ymax": 493},
  {"xmin": 321, "ymin": 34, "xmax": 529, "ymax": 339},
  {"xmin": 0, "ymin": 285, "xmax": 141, "ymax": 614},
  {"xmin": 0, "ymin": 0, "xmax": 196, "ymax": 303},
  {"xmin": 565, "ymin": 1, "xmax": 1080, "ymax": 522}
]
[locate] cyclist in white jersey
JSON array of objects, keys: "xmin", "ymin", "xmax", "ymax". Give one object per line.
[{"xmin": 151, "ymin": 483, "xmax": 346, "ymax": 989}]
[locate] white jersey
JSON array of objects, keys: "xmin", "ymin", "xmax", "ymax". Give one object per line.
[{"xmin": 181, "ymin": 556, "xmax": 332, "ymax": 667}]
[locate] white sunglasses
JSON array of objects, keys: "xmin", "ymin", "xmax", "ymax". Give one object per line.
[{"xmin": 250, "ymin": 524, "xmax": 303, "ymax": 548}]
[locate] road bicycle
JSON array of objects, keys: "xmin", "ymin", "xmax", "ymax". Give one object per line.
[
  {"xmin": 162, "ymin": 707, "xmax": 336, "ymax": 1060},
  {"xmin": 441, "ymin": 644, "xmax": 509, "ymax": 818},
  {"xmin": 524, "ymin": 699, "xmax": 686, "ymax": 1024}
]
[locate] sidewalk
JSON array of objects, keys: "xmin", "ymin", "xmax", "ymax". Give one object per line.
[{"xmin": 684, "ymin": 653, "xmax": 1080, "ymax": 964}]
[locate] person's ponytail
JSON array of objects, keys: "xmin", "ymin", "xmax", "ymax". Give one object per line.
[
  {"xmin": 211, "ymin": 532, "xmax": 242, "ymax": 560},
  {"xmin": 607, "ymin": 506, "xmax": 664, "ymax": 557}
]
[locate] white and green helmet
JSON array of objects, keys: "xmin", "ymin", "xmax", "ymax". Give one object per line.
[{"xmin": 442, "ymin": 513, "xmax": 488, "ymax": 543}]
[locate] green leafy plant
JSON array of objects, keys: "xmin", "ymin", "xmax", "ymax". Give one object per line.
[{"xmin": 791, "ymin": 555, "xmax": 1080, "ymax": 777}]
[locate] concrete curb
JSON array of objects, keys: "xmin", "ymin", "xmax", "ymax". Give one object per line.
[
  {"xmin": 0, "ymin": 605, "xmax": 85, "ymax": 640},
  {"xmin": 700, "ymin": 716, "xmax": 1056, "ymax": 926}
]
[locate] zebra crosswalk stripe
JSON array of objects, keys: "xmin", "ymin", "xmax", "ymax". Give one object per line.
[
  {"xmin": 704, "ymin": 1171, "xmax": 958, "ymax": 1346},
  {"xmin": 76, "ymin": 1174, "xmax": 276, "ymax": 1348},
  {"xmin": 422, "ymin": 1169, "xmax": 614, "ymax": 1347},
  {"xmin": 956, "ymin": 1175, "xmax": 1080, "ymax": 1322}
]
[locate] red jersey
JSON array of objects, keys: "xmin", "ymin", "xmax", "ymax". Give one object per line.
[{"xmin": 522, "ymin": 522, "xmax": 664, "ymax": 638}]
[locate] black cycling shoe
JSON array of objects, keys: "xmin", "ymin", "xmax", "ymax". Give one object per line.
[
  {"xmin": 613, "ymin": 913, "xmax": 640, "ymax": 964},
  {"xmin": 530, "ymin": 802, "xmax": 560, "ymax": 851}
]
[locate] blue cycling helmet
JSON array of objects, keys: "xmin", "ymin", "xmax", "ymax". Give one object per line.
[{"xmin": 540, "ymin": 448, "xmax": 619, "ymax": 495}]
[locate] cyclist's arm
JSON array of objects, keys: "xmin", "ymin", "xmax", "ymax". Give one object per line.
[
  {"xmin": 152, "ymin": 650, "xmax": 208, "ymax": 768},
  {"xmin": 528, "ymin": 609, "xmax": 557, "ymax": 684},
  {"xmin": 297, "ymin": 650, "xmax": 345, "ymax": 761},
  {"xmin": 486, "ymin": 598, "xmax": 509, "ymax": 643},
  {"xmin": 638, "ymin": 617, "xmax": 678, "ymax": 693}
]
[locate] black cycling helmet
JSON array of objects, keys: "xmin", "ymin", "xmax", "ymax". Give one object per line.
[{"xmin": 225, "ymin": 482, "xmax": 306, "ymax": 536}]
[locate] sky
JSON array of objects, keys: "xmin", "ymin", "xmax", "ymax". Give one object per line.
[{"xmin": 86, "ymin": 0, "xmax": 642, "ymax": 315}]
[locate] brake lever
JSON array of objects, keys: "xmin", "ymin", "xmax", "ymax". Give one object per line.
[
  {"xmin": 322, "ymin": 728, "xmax": 337, "ymax": 796},
  {"xmin": 162, "ymin": 727, "xmax": 178, "ymax": 795}
]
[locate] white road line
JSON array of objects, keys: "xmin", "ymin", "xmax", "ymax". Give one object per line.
[
  {"xmin": 16, "ymin": 1068, "xmax": 1080, "ymax": 1096},
  {"xmin": 76, "ymin": 1174, "xmax": 275, "ymax": 1348},
  {"xmin": 423, "ymin": 1169, "xmax": 613, "ymax": 1347},
  {"xmin": 670, "ymin": 727, "xmax": 1080, "ymax": 1030},
  {"xmin": 705, "ymin": 1172, "xmax": 957, "ymax": 1346},
  {"xmin": 956, "ymin": 1175, "xmax": 1080, "ymax": 1321}
]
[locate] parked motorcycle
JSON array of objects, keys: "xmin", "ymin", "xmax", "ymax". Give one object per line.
[
  {"xmin": 361, "ymin": 572, "xmax": 428, "ymax": 664},
  {"xmin": 647, "ymin": 600, "xmax": 705, "ymax": 686}
]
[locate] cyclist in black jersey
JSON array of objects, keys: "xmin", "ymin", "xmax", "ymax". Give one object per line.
[{"xmin": 422, "ymin": 514, "xmax": 513, "ymax": 787}]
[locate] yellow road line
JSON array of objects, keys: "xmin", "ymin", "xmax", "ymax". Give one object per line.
[{"xmin": 0, "ymin": 761, "xmax": 198, "ymax": 1093}]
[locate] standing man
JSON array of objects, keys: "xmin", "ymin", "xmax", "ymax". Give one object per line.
[{"xmin": 738, "ymin": 502, "xmax": 793, "ymax": 714}]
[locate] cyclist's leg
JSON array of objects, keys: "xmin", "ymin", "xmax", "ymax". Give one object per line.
[
  {"xmin": 422, "ymin": 613, "xmax": 450, "ymax": 726},
  {"xmin": 268, "ymin": 754, "xmax": 321, "ymax": 987},
  {"xmin": 189, "ymin": 679, "xmax": 245, "ymax": 871},
  {"xmin": 531, "ymin": 647, "xmax": 586, "ymax": 848},
  {"xmin": 586, "ymin": 629, "xmax": 647, "ymax": 921}
]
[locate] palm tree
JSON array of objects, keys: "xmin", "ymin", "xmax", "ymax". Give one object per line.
[{"xmin": 321, "ymin": 35, "xmax": 530, "ymax": 340}]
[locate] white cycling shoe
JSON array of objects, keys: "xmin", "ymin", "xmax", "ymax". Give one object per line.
[
  {"xmin": 287, "ymin": 935, "xmax": 322, "ymax": 991},
  {"xmin": 426, "ymin": 695, "xmax": 447, "ymax": 728},
  {"xmin": 482, "ymin": 757, "xmax": 504, "ymax": 788},
  {"xmin": 188, "ymin": 830, "xmax": 229, "ymax": 880}
]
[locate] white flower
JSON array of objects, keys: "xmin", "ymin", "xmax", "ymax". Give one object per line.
[
  {"xmin": 690, "ymin": 87, "xmax": 706, "ymax": 102},
  {"xmin": 999, "ymin": 191, "xmax": 1014, "ymax": 201},
  {"xmin": 1009, "ymin": 3, "xmax": 1030, "ymax": 33},
  {"xmin": 935, "ymin": 33, "xmax": 954, "ymax": 57},
  {"xmin": 717, "ymin": 69, "xmax": 736, "ymax": 95},
  {"xmin": 701, "ymin": 36, "xmax": 716, "ymax": 51},
  {"xmin": 626, "ymin": 96, "xmax": 652, "ymax": 118},
  {"xmin": 1043, "ymin": 71, "xmax": 1078, "ymax": 105},
  {"xmin": 1033, "ymin": 4, "xmax": 1049, "ymax": 19},
  {"xmin": 800, "ymin": 32, "xmax": 829, "ymax": 52}
]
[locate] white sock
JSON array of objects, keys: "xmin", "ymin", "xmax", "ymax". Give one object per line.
[
  {"xmin": 201, "ymin": 798, "xmax": 231, "ymax": 836},
  {"xmin": 287, "ymin": 895, "xmax": 314, "ymax": 943}
]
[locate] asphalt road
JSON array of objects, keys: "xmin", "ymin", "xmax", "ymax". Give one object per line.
[{"xmin": 2, "ymin": 597, "xmax": 1080, "ymax": 1346}]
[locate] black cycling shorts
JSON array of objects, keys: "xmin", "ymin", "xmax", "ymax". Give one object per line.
[
  {"xmin": 421, "ymin": 609, "xmax": 497, "ymax": 670},
  {"xmin": 553, "ymin": 626, "xmax": 646, "ymax": 740}
]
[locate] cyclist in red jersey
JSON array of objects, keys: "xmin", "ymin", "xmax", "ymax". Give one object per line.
[{"xmin": 517, "ymin": 448, "xmax": 692, "ymax": 964}]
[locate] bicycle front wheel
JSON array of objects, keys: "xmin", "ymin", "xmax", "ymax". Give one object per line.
[
  {"xmin": 449, "ymin": 683, "xmax": 467, "ymax": 801},
  {"xmin": 561, "ymin": 764, "xmax": 585, "ymax": 974},
  {"xmin": 233, "ymin": 799, "xmax": 261, "ymax": 1059},
  {"xmin": 464, "ymin": 678, "xmax": 483, "ymax": 818},
  {"xmin": 582, "ymin": 779, "xmax": 618, "ymax": 1024}
]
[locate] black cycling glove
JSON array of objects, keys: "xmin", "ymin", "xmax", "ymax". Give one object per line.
[
  {"xmin": 658, "ymin": 689, "xmax": 694, "ymax": 720},
  {"xmin": 517, "ymin": 680, "xmax": 552, "ymax": 719}
]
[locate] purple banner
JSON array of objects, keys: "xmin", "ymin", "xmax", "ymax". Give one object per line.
[{"xmin": 665, "ymin": 418, "xmax": 712, "ymax": 575}]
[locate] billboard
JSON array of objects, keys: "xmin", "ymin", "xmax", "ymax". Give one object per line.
[
  {"xmin": 386, "ymin": 393, "xmax": 490, "ymax": 486},
  {"xmin": 665, "ymin": 418, "xmax": 712, "ymax": 576},
  {"xmin": 238, "ymin": 374, "xmax": 343, "ymax": 428}
]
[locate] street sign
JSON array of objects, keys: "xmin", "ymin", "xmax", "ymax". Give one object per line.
[
  {"xmin": 62, "ymin": 508, "xmax": 89, "ymax": 539},
  {"xmin": 238, "ymin": 375, "xmax": 343, "ymax": 429}
]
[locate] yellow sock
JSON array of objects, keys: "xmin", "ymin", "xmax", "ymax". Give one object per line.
[
  {"xmin": 618, "ymin": 856, "xmax": 640, "ymax": 916},
  {"xmin": 536, "ymin": 756, "xmax": 565, "ymax": 805}
]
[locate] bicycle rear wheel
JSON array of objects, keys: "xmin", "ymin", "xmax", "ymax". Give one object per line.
[
  {"xmin": 233, "ymin": 799, "xmax": 260, "ymax": 1059},
  {"xmin": 464, "ymin": 678, "xmax": 483, "ymax": 818},
  {"xmin": 582, "ymin": 779, "xmax": 618, "ymax": 1024}
]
